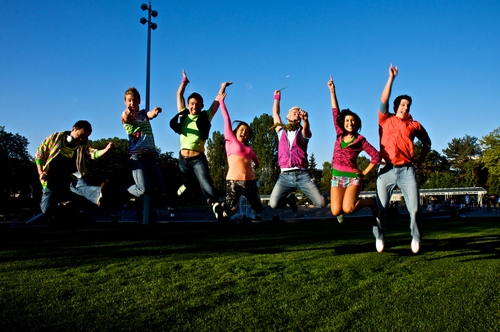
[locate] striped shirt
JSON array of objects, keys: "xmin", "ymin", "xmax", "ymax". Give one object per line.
[{"xmin": 122, "ymin": 109, "xmax": 156, "ymax": 154}]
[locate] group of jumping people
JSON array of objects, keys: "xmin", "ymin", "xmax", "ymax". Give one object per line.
[{"xmin": 30, "ymin": 64, "xmax": 431, "ymax": 254}]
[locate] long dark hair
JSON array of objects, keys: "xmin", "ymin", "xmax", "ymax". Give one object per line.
[
  {"xmin": 232, "ymin": 120, "xmax": 252, "ymax": 145},
  {"xmin": 336, "ymin": 109, "xmax": 361, "ymax": 136}
]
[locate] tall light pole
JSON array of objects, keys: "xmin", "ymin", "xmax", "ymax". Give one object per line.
[
  {"xmin": 139, "ymin": 2, "xmax": 158, "ymax": 224},
  {"xmin": 140, "ymin": 2, "xmax": 158, "ymax": 113}
]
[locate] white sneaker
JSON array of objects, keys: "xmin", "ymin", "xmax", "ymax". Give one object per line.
[
  {"xmin": 336, "ymin": 214, "xmax": 345, "ymax": 223},
  {"xmin": 177, "ymin": 184, "xmax": 186, "ymax": 196},
  {"xmin": 376, "ymin": 239, "xmax": 385, "ymax": 253},
  {"xmin": 212, "ymin": 202, "xmax": 222, "ymax": 219},
  {"xmin": 411, "ymin": 239, "xmax": 420, "ymax": 254}
]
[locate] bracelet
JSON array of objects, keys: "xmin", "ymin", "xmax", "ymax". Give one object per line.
[
  {"xmin": 182, "ymin": 78, "xmax": 188, "ymax": 83},
  {"xmin": 274, "ymin": 95, "xmax": 280, "ymax": 100}
]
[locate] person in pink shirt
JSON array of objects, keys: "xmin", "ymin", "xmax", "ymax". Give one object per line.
[
  {"xmin": 327, "ymin": 75, "xmax": 380, "ymax": 223},
  {"xmin": 216, "ymin": 91, "xmax": 263, "ymax": 221}
]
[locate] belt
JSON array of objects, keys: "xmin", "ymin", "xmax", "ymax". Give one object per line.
[
  {"xmin": 179, "ymin": 152, "xmax": 204, "ymax": 161},
  {"xmin": 384, "ymin": 162, "xmax": 413, "ymax": 168},
  {"xmin": 130, "ymin": 152, "xmax": 156, "ymax": 159},
  {"xmin": 282, "ymin": 169, "xmax": 309, "ymax": 173}
]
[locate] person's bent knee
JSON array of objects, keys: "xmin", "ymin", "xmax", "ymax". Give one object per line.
[
  {"xmin": 331, "ymin": 206, "xmax": 342, "ymax": 216},
  {"xmin": 343, "ymin": 206, "xmax": 355, "ymax": 214},
  {"xmin": 269, "ymin": 196, "xmax": 280, "ymax": 209},
  {"xmin": 134, "ymin": 187, "xmax": 146, "ymax": 197}
]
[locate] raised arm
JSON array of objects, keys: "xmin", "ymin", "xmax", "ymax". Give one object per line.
[
  {"xmin": 209, "ymin": 82, "xmax": 233, "ymax": 116},
  {"xmin": 299, "ymin": 109, "xmax": 311, "ymax": 139},
  {"xmin": 328, "ymin": 75, "xmax": 342, "ymax": 134},
  {"xmin": 272, "ymin": 90, "xmax": 282, "ymax": 133},
  {"xmin": 176, "ymin": 69, "xmax": 189, "ymax": 112},
  {"xmin": 380, "ymin": 64, "xmax": 398, "ymax": 112},
  {"xmin": 217, "ymin": 93, "xmax": 233, "ymax": 139},
  {"xmin": 328, "ymin": 75, "xmax": 339, "ymax": 110}
]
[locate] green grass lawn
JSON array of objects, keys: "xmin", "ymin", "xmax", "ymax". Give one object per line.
[{"xmin": 1, "ymin": 216, "xmax": 499, "ymax": 331}]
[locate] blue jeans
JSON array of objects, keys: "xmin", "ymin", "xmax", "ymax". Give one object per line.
[
  {"xmin": 270, "ymin": 170, "xmax": 326, "ymax": 208},
  {"xmin": 41, "ymin": 177, "xmax": 100, "ymax": 214},
  {"xmin": 127, "ymin": 154, "xmax": 165, "ymax": 197},
  {"xmin": 374, "ymin": 164, "xmax": 422, "ymax": 241},
  {"xmin": 178, "ymin": 153, "xmax": 218, "ymax": 204}
]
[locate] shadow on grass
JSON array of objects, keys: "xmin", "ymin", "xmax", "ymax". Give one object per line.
[
  {"xmin": 424, "ymin": 235, "xmax": 500, "ymax": 261},
  {"xmin": 1, "ymin": 217, "xmax": 499, "ymax": 270}
]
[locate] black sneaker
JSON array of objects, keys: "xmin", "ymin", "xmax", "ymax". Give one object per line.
[{"xmin": 287, "ymin": 193, "xmax": 298, "ymax": 213}]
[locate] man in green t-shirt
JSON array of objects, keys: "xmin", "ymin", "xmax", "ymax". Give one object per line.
[{"xmin": 171, "ymin": 70, "xmax": 231, "ymax": 219}]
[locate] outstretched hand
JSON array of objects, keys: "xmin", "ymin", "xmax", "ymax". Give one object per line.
[
  {"xmin": 327, "ymin": 75, "xmax": 335, "ymax": 92},
  {"xmin": 389, "ymin": 64, "xmax": 398, "ymax": 78},
  {"xmin": 299, "ymin": 109, "xmax": 308, "ymax": 122},
  {"xmin": 182, "ymin": 69, "xmax": 190, "ymax": 83},
  {"xmin": 152, "ymin": 106, "xmax": 162, "ymax": 115},
  {"xmin": 216, "ymin": 81, "xmax": 233, "ymax": 98}
]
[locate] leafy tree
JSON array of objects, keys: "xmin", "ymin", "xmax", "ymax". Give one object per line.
[
  {"xmin": 486, "ymin": 176, "xmax": 500, "ymax": 196},
  {"xmin": 0, "ymin": 126, "xmax": 34, "ymax": 198},
  {"xmin": 462, "ymin": 158, "xmax": 488, "ymax": 188},
  {"xmin": 86, "ymin": 137, "xmax": 131, "ymax": 184},
  {"xmin": 206, "ymin": 130, "xmax": 227, "ymax": 195},
  {"xmin": 422, "ymin": 171, "xmax": 459, "ymax": 189},
  {"xmin": 356, "ymin": 155, "xmax": 377, "ymax": 191},
  {"xmin": 319, "ymin": 161, "xmax": 332, "ymax": 194},
  {"xmin": 442, "ymin": 134, "xmax": 481, "ymax": 170},
  {"xmin": 480, "ymin": 127, "xmax": 500, "ymax": 177},
  {"xmin": 308, "ymin": 153, "xmax": 318, "ymax": 180},
  {"xmin": 157, "ymin": 151, "xmax": 174, "ymax": 165},
  {"xmin": 249, "ymin": 114, "xmax": 280, "ymax": 195},
  {"xmin": 414, "ymin": 141, "xmax": 450, "ymax": 186},
  {"xmin": 480, "ymin": 127, "xmax": 500, "ymax": 193},
  {"xmin": 156, "ymin": 150, "xmax": 183, "ymax": 204}
]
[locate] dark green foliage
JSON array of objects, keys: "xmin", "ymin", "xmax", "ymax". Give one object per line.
[
  {"xmin": 86, "ymin": 137, "xmax": 131, "ymax": 184},
  {"xmin": 480, "ymin": 127, "xmax": 500, "ymax": 194},
  {"xmin": 206, "ymin": 130, "xmax": 228, "ymax": 196},
  {"xmin": 415, "ymin": 141, "xmax": 450, "ymax": 185},
  {"xmin": 249, "ymin": 114, "xmax": 280, "ymax": 195},
  {"xmin": 0, "ymin": 126, "xmax": 34, "ymax": 201},
  {"xmin": 356, "ymin": 155, "xmax": 377, "ymax": 191},
  {"xmin": 442, "ymin": 134, "xmax": 483, "ymax": 184},
  {"xmin": 319, "ymin": 161, "xmax": 332, "ymax": 194},
  {"xmin": 308, "ymin": 153, "xmax": 318, "ymax": 179}
]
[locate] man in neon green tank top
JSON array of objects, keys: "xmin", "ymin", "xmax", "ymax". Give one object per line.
[{"xmin": 171, "ymin": 70, "xmax": 231, "ymax": 219}]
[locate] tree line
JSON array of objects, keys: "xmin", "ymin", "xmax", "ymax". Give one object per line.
[{"xmin": 1, "ymin": 121, "xmax": 499, "ymax": 212}]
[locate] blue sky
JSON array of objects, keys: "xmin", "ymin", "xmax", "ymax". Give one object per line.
[{"xmin": 2, "ymin": 0, "xmax": 500, "ymax": 166}]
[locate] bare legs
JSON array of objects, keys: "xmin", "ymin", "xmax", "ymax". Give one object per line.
[{"xmin": 330, "ymin": 185, "xmax": 374, "ymax": 216}]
